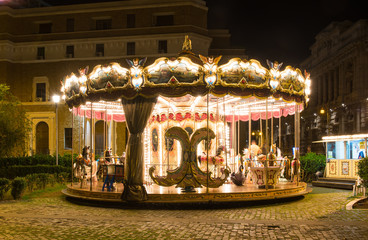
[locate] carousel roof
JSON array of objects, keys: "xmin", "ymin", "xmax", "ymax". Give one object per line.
[{"xmin": 61, "ymin": 36, "xmax": 311, "ymax": 108}]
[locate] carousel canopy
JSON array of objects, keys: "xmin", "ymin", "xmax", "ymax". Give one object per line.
[{"xmin": 61, "ymin": 37, "xmax": 311, "ymax": 109}]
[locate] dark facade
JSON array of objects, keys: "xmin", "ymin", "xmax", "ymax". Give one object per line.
[{"xmin": 301, "ymin": 20, "xmax": 368, "ymax": 154}]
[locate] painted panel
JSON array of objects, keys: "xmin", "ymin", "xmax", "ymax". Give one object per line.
[{"xmin": 341, "ymin": 161, "xmax": 350, "ymax": 175}]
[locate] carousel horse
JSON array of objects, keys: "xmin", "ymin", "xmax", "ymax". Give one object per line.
[{"xmin": 73, "ymin": 148, "xmax": 97, "ymax": 187}]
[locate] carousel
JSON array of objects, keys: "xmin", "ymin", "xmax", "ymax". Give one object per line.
[{"xmin": 62, "ymin": 36, "xmax": 311, "ymax": 203}]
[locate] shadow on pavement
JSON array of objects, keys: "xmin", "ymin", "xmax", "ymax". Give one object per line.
[{"xmin": 65, "ymin": 195, "xmax": 305, "ymax": 210}]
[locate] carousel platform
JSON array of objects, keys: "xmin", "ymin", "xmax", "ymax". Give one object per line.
[{"xmin": 62, "ymin": 181, "xmax": 311, "ymax": 203}]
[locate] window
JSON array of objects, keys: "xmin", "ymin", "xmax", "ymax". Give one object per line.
[
  {"xmin": 33, "ymin": 77, "xmax": 49, "ymax": 102},
  {"xmin": 36, "ymin": 83, "xmax": 46, "ymax": 101},
  {"xmin": 39, "ymin": 23, "xmax": 52, "ymax": 34},
  {"xmin": 327, "ymin": 142, "xmax": 336, "ymax": 159},
  {"xmin": 96, "ymin": 19, "xmax": 112, "ymax": 30},
  {"xmin": 66, "ymin": 45, "xmax": 74, "ymax": 58},
  {"xmin": 127, "ymin": 42, "xmax": 135, "ymax": 55},
  {"xmin": 155, "ymin": 15, "xmax": 174, "ymax": 26},
  {"xmin": 127, "ymin": 14, "xmax": 135, "ymax": 28},
  {"xmin": 158, "ymin": 40, "xmax": 167, "ymax": 53},
  {"xmin": 64, "ymin": 128, "xmax": 72, "ymax": 149},
  {"xmin": 347, "ymin": 140, "xmax": 366, "ymax": 159},
  {"xmin": 66, "ymin": 18, "xmax": 74, "ymax": 32},
  {"xmin": 96, "ymin": 44, "xmax": 104, "ymax": 57},
  {"xmin": 37, "ymin": 47, "xmax": 45, "ymax": 60}
]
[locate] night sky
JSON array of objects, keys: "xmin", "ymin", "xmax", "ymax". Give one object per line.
[{"xmin": 206, "ymin": 0, "xmax": 367, "ymax": 66}]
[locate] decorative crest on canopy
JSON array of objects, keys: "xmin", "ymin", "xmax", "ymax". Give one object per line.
[
  {"xmin": 267, "ymin": 59, "xmax": 283, "ymax": 90},
  {"xmin": 199, "ymin": 55, "xmax": 222, "ymax": 86},
  {"xmin": 126, "ymin": 57, "xmax": 147, "ymax": 90}
]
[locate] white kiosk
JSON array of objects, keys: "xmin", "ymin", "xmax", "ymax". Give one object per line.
[{"xmin": 321, "ymin": 134, "xmax": 367, "ymax": 179}]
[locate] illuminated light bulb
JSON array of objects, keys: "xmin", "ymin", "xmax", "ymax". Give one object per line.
[
  {"xmin": 102, "ymin": 66, "xmax": 111, "ymax": 73},
  {"xmin": 305, "ymin": 88, "xmax": 311, "ymax": 95},
  {"xmin": 52, "ymin": 95, "xmax": 60, "ymax": 103},
  {"xmin": 240, "ymin": 61, "xmax": 250, "ymax": 69},
  {"xmin": 167, "ymin": 60, "xmax": 179, "ymax": 68},
  {"xmin": 111, "ymin": 64, "xmax": 128, "ymax": 75},
  {"xmin": 79, "ymin": 75, "xmax": 87, "ymax": 83},
  {"xmin": 305, "ymin": 78, "xmax": 311, "ymax": 87},
  {"xmin": 180, "ymin": 59, "xmax": 199, "ymax": 72}
]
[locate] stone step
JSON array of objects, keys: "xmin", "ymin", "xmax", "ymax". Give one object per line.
[
  {"xmin": 317, "ymin": 178, "xmax": 356, "ymax": 184},
  {"xmin": 312, "ymin": 180, "xmax": 354, "ymax": 190}
]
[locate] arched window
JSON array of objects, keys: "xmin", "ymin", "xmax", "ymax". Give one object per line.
[{"xmin": 36, "ymin": 121, "xmax": 49, "ymax": 154}]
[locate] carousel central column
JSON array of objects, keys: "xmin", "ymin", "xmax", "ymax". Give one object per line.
[{"xmin": 121, "ymin": 96, "xmax": 157, "ymax": 202}]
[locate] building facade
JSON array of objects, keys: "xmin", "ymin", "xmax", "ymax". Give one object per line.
[
  {"xmin": 301, "ymin": 20, "xmax": 368, "ymax": 154},
  {"xmin": 0, "ymin": 0, "xmax": 245, "ymax": 157}
]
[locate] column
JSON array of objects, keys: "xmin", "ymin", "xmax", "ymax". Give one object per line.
[{"xmin": 334, "ymin": 67, "xmax": 339, "ymax": 101}]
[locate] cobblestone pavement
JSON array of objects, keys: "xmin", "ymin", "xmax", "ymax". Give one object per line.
[{"xmin": 0, "ymin": 186, "xmax": 367, "ymax": 239}]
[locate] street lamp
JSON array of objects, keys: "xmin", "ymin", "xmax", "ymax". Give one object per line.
[
  {"xmin": 53, "ymin": 95, "xmax": 60, "ymax": 165},
  {"xmin": 320, "ymin": 107, "xmax": 329, "ymax": 135}
]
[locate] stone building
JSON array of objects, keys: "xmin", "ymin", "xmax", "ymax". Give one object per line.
[
  {"xmin": 301, "ymin": 19, "xmax": 368, "ymax": 154},
  {"xmin": 0, "ymin": 0, "xmax": 245, "ymax": 157}
]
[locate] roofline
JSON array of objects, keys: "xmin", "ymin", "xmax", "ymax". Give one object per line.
[{"xmin": 0, "ymin": 0, "xmax": 208, "ymax": 17}]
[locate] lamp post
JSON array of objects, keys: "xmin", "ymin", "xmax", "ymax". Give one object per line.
[
  {"xmin": 53, "ymin": 95, "xmax": 60, "ymax": 165},
  {"xmin": 320, "ymin": 107, "xmax": 329, "ymax": 135}
]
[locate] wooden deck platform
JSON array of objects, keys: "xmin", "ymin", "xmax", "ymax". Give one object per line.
[{"xmin": 62, "ymin": 181, "xmax": 310, "ymax": 203}]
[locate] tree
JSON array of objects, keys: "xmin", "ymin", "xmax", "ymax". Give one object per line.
[
  {"xmin": 358, "ymin": 157, "xmax": 368, "ymax": 188},
  {"xmin": 0, "ymin": 84, "xmax": 31, "ymax": 157}
]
